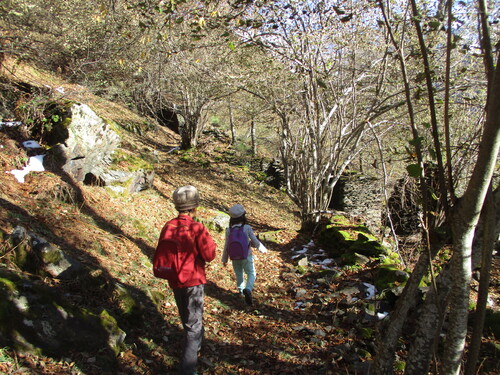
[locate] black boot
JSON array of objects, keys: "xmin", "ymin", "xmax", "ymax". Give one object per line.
[{"xmin": 243, "ymin": 289, "xmax": 253, "ymax": 306}]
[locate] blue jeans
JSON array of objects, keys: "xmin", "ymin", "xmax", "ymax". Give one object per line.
[
  {"xmin": 173, "ymin": 284, "xmax": 204, "ymax": 375},
  {"xmin": 232, "ymin": 253, "xmax": 256, "ymax": 292}
]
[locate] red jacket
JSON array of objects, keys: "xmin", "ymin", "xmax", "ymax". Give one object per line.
[{"xmin": 157, "ymin": 214, "xmax": 216, "ymax": 289}]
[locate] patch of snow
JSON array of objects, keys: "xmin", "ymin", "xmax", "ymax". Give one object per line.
[
  {"xmin": 22, "ymin": 140, "xmax": 41, "ymax": 149},
  {"xmin": 6, "ymin": 154, "xmax": 46, "ymax": 183},
  {"xmin": 487, "ymin": 295, "xmax": 495, "ymax": 307},
  {"xmin": 14, "ymin": 296, "xmax": 29, "ymax": 312},
  {"xmin": 377, "ymin": 312, "xmax": 389, "ymax": 320},
  {"xmin": 320, "ymin": 266, "xmax": 339, "ymax": 271},
  {"xmin": 23, "ymin": 319, "xmax": 34, "ymax": 327},
  {"xmin": 0, "ymin": 121, "xmax": 22, "ymax": 128},
  {"xmin": 362, "ymin": 283, "xmax": 377, "ymax": 299},
  {"xmin": 319, "ymin": 258, "xmax": 335, "ymax": 265},
  {"xmin": 294, "ymin": 248, "xmax": 308, "ymax": 255}
]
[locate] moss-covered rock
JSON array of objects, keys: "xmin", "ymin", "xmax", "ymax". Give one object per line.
[
  {"xmin": 99, "ymin": 310, "xmax": 126, "ymax": 356},
  {"xmin": 113, "ymin": 282, "xmax": 142, "ymax": 320},
  {"xmin": 196, "ymin": 211, "xmax": 229, "ymax": 233},
  {"xmin": 349, "ymin": 239, "xmax": 389, "ymax": 258},
  {"xmin": 259, "ymin": 230, "xmax": 282, "ymax": 244},
  {"xmin": 0, "ymin": 267, "xmax": 125, "ymax": 360},
  {"xmin": 341, "ymin": 252, "xmax": 370, "ymax": 266},
  {"xmin": 374, "ymin": 264, "xmax": 410, "ymax": 291},
  {"xmin": 9, "ymin": 228, "xmax": 40, "ymax": 274},
  {"xmin": 316, "ymin": 215, "xmax": 389, "ymax": 261},
  {"xmin": 9, "ymin": 226, "xmax": 85, "ymax": 279}
]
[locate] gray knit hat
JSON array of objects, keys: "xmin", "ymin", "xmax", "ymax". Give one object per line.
[
  {"xmin": 173, "ymin": 185, "xmax": 199, "ymax": 211},
  {"xmin": 228, "ymin": 204, "xmax": 246, "ymax": 218}
]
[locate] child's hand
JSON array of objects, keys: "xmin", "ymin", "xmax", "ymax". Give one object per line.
[{"xmin": 260, "ymin": 248, "xmax": 268, "ymax": 254}]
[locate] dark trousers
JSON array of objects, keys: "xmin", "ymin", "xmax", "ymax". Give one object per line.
[{"xmin": 173, "ymin": 284, "xmax": 204, "ymax": 375}]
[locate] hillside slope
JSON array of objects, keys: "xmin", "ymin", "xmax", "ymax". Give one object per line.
[{"xmin": 1, "ymin": 60, "xmax": 499, "ymax": 375}]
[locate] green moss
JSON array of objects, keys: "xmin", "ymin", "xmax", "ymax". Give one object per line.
[
  {"xmin": 395, "ymin": 361, "xmax": 406, "ymax": 371},
  {"xmin": 358, "ymin": 348, "xmax": 372, "ymax": 359},
  {"xmin": 0, "ymin": 278, "xmax": 17, "ymax": 323},
  {"xmin": 0, "ymin": 278, "xmax": 16, "ymax": 293},
  {"xmin": 99, "ymin": 309, "xmax": 118, "ymax": 332},
  {"xmin": 375, "ymin": 264, "xmax": 409, "ymax": 291},
  {"xmin": 359, "ymin": 327, "xmax": 374, "ymax": 339},
  {"xmin": 41, "ymin": 247, "xmax": 62, "ymax": 264},
  {"xmin": 329, "ymin": 215, "xmax": 351, "ymax": 226},
  {"xmin": 11, "ymin": 330, "xmax": 43, "ymax": 356},
  {"xmin": 111, "ymin": 149, "xmax": 153, "ymax": 172},
  {"xmin": 0, "ymin": 347, "xmax": 14, "ymax": 363},
  {"xmin": 337, "ymin": 230, "xmax": 355, "ymax": 241},
  {"xmin": 317, "ymin": 216, "xmax": 389, "ymax": 261},
  {"xmin": 11, "ymin": 240, "xmax": 39, "ymax": 274},
  {"xmin": 356, "ymin": 232, "xmax": 377, "ymax": 242},
  {"xmin": 99, "ymin": 310, "xmax": 124, "ymax": 356},
  {"xmin": 296, "ymin": 265, "xmax": 308, "ymax": 274},
  {"xmin": 259, "ymin": 231, "xmax": 281, "ymax": 244},
  {"xmin": 113, "ymin": 284, "xmax": 140, "ymax": 318},
  {"xmin": 349, "ymin": 239, "xmax": 388, "ymax": 257}
]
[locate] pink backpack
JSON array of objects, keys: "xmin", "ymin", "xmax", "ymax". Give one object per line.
[{"xmin": 227, "ymin": 226, "xmax": 250, "ymax": 260}]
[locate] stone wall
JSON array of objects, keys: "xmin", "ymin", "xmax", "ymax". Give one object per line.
[{"xmin": 330, "ymin": 173, "xmax": 383, "ymax": 234}]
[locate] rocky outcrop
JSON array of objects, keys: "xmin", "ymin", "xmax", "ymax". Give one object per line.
[
  {"xmin": 9, "ymin": 226, "xmax": 84, "ymax": 279},
  {"xmin": 50, "ymin": 103, "xmax": 154, "ymax": 193},
  {"xmin": 0, "ymin": 226, "xmax": 128, "ymax": 357},
  {"xmin": 52, "ymin": 103, "xmax": 120, "ymax": 181},
  {"xmin": 0, "ymin": 267, "xmax": 126, "ymax": 357}
]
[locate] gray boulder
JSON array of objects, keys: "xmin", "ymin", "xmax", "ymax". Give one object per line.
[
  {"xmin": 0, "ymin": 268, "xmax": 125, "ymax": 357},
  {"xmin": 52, "ymin": 103, "xmax": 120, "ymax": 182},
  {"xmin": 100, "ymin": 168, "xmax": 155, "ymax": 194},
  {"xmin": 51, "ymin": 103, "xmax": 153, "ymax": 193},
  {"xmin": 9, "ymin": 226, "xmax": 84, "ymax": 279}
]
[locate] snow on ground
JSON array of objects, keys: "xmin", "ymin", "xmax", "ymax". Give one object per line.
[{"xmin": 4, "ymin": 139, "xmax": 46, "ymax": 183}]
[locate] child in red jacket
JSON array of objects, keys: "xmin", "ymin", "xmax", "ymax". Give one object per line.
[{"xmin": 157, "ymin": 185, "xmax": 216, "ymax": 375}]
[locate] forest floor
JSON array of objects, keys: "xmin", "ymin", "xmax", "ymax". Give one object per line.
[{"xmin": 0, "ymin": 63, "xmax": 499, "ymax": 374}]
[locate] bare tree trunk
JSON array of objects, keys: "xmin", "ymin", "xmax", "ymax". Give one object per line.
[
  {"xmin": 404, "ymin": 266, "xmax": 452, "ymax": 374},
  {"xmin": 250, "ymin": 119, "xmax": 256, "ymax": 155},
  {"xmin": 441, "ymin": 52, "xmax": 500, "ymax": 375},
  {"xmin": 465, "ymin": 186, "xmax": 499, "ymax": 375},
  {"xmin": 409, "ymin": 0, "xmax": 450, "ymax": 223},
  {"xmin": 229, "ymin": 98, "xmax": 236, "ymax": 145},
  {"xmin": 372, "ymin": 249, "xmax": 433, "ymax": 375},
  {"xmin": 372, "ymin": 4, "xmax": 437, "ymax": 372}
]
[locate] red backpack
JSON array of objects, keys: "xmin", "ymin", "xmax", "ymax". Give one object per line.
[
  {"xmin": 227, "ymin": 225, "xmax": 250, "ymax": 260},
  {"xmin": 153, "ymin": 221, "xmax": 197, "ymax": 283}
]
